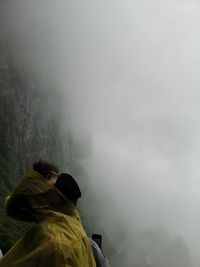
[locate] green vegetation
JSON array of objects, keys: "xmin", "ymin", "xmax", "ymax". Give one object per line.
[
  {"xmin": 0, "ymin": 156, "xmax": 30, "ymax": 253},
  {"xmin": 0, "ymin": 42, "xmax": 67, "ymax": 252}
]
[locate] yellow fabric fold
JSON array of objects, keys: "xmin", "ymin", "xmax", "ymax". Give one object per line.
[
  {"xmin": 0, "ymin": 170, "xmax": 96, "ymax": 267},
  {"xmin": 0, "ymin": 211, "xmax": 96, "ymax": 267}
]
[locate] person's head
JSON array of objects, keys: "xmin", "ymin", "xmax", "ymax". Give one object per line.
[
  {"xmin": 55, "ymin": 173, "xmax": 81, "ymax": 206},
  {"xmin": 33, "ymin": 160, "xmax": 59, "ymax": 184},
  {"xmin": 5, "ymin": 170, "xmax": 74, "ymax": 222}
]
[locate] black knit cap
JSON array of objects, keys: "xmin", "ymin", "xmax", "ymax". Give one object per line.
[{"xmin": 55, "ymin": 173, "xmax": 81, "ymax": 201}]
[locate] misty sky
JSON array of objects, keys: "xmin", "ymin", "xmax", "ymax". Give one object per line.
[{"xmin": 2, "ymin": 0, "xmax": 200, "ymax": 265}]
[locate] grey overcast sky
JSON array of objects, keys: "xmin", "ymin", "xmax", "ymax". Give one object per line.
[{"xmin": 2, "ymin": 0, "xmax": 200, "ymax": 265}]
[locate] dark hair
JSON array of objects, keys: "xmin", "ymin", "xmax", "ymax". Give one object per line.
[
  {"xmin": 33, "ymin": 160, "xmax": 59, "ymax": 179},
  {"xmin": 6, "ymin": 194, "xmax": 36, "ymax": 222},
  {"xmin": 55, "ymin": 173, "xmax": 81, "ymax": 203},
  {"xmin": 6, "ymin": 191, "xmax": 73, "ymax": 222}
]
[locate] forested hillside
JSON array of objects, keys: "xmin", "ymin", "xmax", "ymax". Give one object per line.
[{"xmin": 0, "ymin": 34, "xmax": 78, "ymax": 252}]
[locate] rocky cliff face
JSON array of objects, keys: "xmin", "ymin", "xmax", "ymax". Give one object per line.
[
  {"xmin": 0, "ymin": 26, "xmax": 92, "ymax": 253},
  {"xmin": 0, "ymin": 34, "xmax": 68, "ymax": 252},
  {"xmin": 0, "ymin": 40, "xmax": 64, "ymax": 175}
]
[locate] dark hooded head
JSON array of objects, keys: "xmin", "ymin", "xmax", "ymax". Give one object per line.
[
  {"xmin": 5, "ymin": 170, "xmax": 73, "ymax": 222},
  {"xmin": 55, "ymin": 173, "xmax": 81, "ymax": 205}
]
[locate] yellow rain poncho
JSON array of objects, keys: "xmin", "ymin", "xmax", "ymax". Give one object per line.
[{"xmin": 0, "ymin": 171, "xmax": 96, "ymax": 267}]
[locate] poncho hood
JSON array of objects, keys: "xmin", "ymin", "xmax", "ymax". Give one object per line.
[{"xmin": 5, "ymin": 170, "xmax": 76, "ymax": 222}]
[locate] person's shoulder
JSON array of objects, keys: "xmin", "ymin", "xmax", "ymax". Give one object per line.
[
  {"xmin": 89, "ymin": 239, "xmax": 110, "ymax": 267},
  {"xmin": 90, "ymin": 238, "xmax": 100, "ymax": 250},
  {"xmin": 38, "ymin": 213, "xmax": 83, "ymax": 242}
]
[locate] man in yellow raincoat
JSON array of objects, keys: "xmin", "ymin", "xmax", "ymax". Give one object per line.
[{"xmin": 0, "ymin": 168, "xmax": 96, "ymax": 267}]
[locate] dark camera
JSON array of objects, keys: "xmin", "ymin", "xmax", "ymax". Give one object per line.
[{"xmin": 92, "ymin": 234, "xmax": 102, "ymax": 249}]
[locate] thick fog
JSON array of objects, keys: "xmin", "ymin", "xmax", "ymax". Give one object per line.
[{"xmin": 2, "ymin": 0, "xmax": 200, "ymax": 266}]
